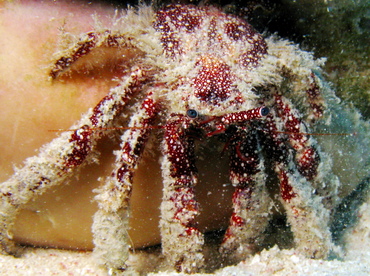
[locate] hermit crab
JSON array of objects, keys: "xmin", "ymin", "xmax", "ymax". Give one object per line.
[{"xmin": 0, "ymin": 3, "xmax": 345, "ymax": 274}]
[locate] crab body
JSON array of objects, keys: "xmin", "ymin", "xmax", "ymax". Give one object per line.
[{"xmin": 0, "ymin": 4, "xmax": 340, "ymax": 274}]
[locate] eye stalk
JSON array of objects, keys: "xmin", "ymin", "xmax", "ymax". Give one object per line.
[{"xmin": 186, "ymin": 109, "xmax": 199, "ymax": 119}]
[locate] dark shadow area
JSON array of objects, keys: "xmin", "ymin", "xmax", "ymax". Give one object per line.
[{"xmin": 331, "ymin": 177, "xmax": 370, "ymax": 246}]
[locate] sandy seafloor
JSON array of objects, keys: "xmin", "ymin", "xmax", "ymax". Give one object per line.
[{"xmin": 1, "ymin": 195, "xmax": 370, "ymax": 276}]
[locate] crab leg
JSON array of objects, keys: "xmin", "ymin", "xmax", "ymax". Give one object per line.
[
  {"xmin": 160, "ymin": 115, "xmax": 204, "ymax": 273},
  {"xmin": 273, "ymin": 92, "xmax": 337, "ymax": 201},
  {"xmin": 305, "ymin": 74, "xmax": 325, "ymax": 122},
  {"xmin": 50, "ymin": 31, "xmax": 139, "ymax": 79},
  {"xmin": 274, "ymin": 93, "xmax": 321, "ymax": 181},
  {"xmin": 220, "ymin": 130, "xmax": 271, "ymax": 262},
  {"xmin": 0, "ymin": 67, "xmax": 152, "ymax": 255},
  {"xmin": 267, "ymin": 95, "xmax": 333, "ymax": 258},
  {"xmin": 92, "ymin": 91, "xmax": 158, "ymax": 273},
  {"xmin": 275, "ymin": 165, "xmax": 332, "ymax": 259}
]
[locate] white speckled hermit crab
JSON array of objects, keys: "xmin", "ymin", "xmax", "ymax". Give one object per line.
[{"xmin": 0, "ymin": 4, "xmax": 340, "ymax": 274}]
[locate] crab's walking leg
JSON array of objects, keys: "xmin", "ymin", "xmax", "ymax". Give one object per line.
[
  {"xmin": 160, "ymin": 115, "xmax": 204, "ymax": 273},
  {"xmin": 305, "ymin": 74, "xmax": 325, "ymax": 122},
  {"xmin": 269, "ymin": 94, "xmax": 333, "ymax": 258},
  {"xmin": 220, "ymin": 131, "xmax": 271, "ymax": 262},
  {"xmin": 50, "ymin": 31, "xmax": 139, "ymax": 79},
  {"xmin": 0, "ymin": 68, "xmax": 152, "ymax": 255},
  {"xmin": 275, "ymin": 165, "xmax": 332, "ymax": 259},
  {"xmin": 92, "ymin": 91, "xmax": 158, "ymax": 273}
]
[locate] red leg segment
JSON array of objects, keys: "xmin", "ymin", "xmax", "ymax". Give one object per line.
[
  {"xmin": 305, "ymin": 74, "xmax": 325, "ymax": 122},
  {"xmin": 274, "ymin": 162, "xmax": 332, "ymax": 259},
  {"xmin": 220, "ymin": 130, "xmax": 271, "ymax": 262},
  {"xmin": 274, "ymin": 93, "xmax": 320, "ymax": 180},
  {"xmin": 160, "ymin": 115, "xmax": 204, "ymax": 273},
  {"xmin": 92, "ymin": 91, "xmax": 159, "ymax": 272},
  {"xmin": 263, "ymin": 99, "xmax": 333, "ymax": 259},
  {"xmin": 0, "ymin": 67, "xmax": 152, "ymax": 256},
  {"xmin": 50, "ymin": 31, "xmax": 137, "ymax": 79}
]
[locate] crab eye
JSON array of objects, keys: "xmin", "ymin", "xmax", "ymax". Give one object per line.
[
  {"xmin": 186, "ymin": 109, "xmax": 198, "ymax": 119},
  {"xmin": 260, "ymin": 106, "xmax": 269, "ymax": 116}
]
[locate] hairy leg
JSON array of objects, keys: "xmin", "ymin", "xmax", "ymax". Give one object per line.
[
  {"xmin": 93, "ymin": 92, "xmax": 159, "ymax": 272},
  {"xmin": 160, "ymin": 115, "xmax": 204, "ymax": 273},
  {"xmin": 220, "ymin": 131, "xmax": 271, "ymax": 262}
]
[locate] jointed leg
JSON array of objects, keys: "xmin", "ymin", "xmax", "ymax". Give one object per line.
[
  {"xmin": 92, "ymin": 92, "xmax": 158, "ymax": 273},
  {"xmin": 275, "ymin": 164, "xmax": 332, "ymax": 259},
  {"xmin": 304, "ymin": 74, "xmax": 325, "ymax": 122},
  {"xmin": 0, "ymin": 67, "xmax": 152, "ymax": 256},
  {"xmin": 160, "ymin": 115, "xmax": 204, "ymax": 273},
  {"xmin": 50, "ymin": 31, "xmax": 140, "ymax": 79},
  {"xmin": 267, "ymin": 96, "xmax": 333, "ymax": 258},
  {"xmin": 220, "ymin": 131, "xmax": 271, "ymax": 262}
]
